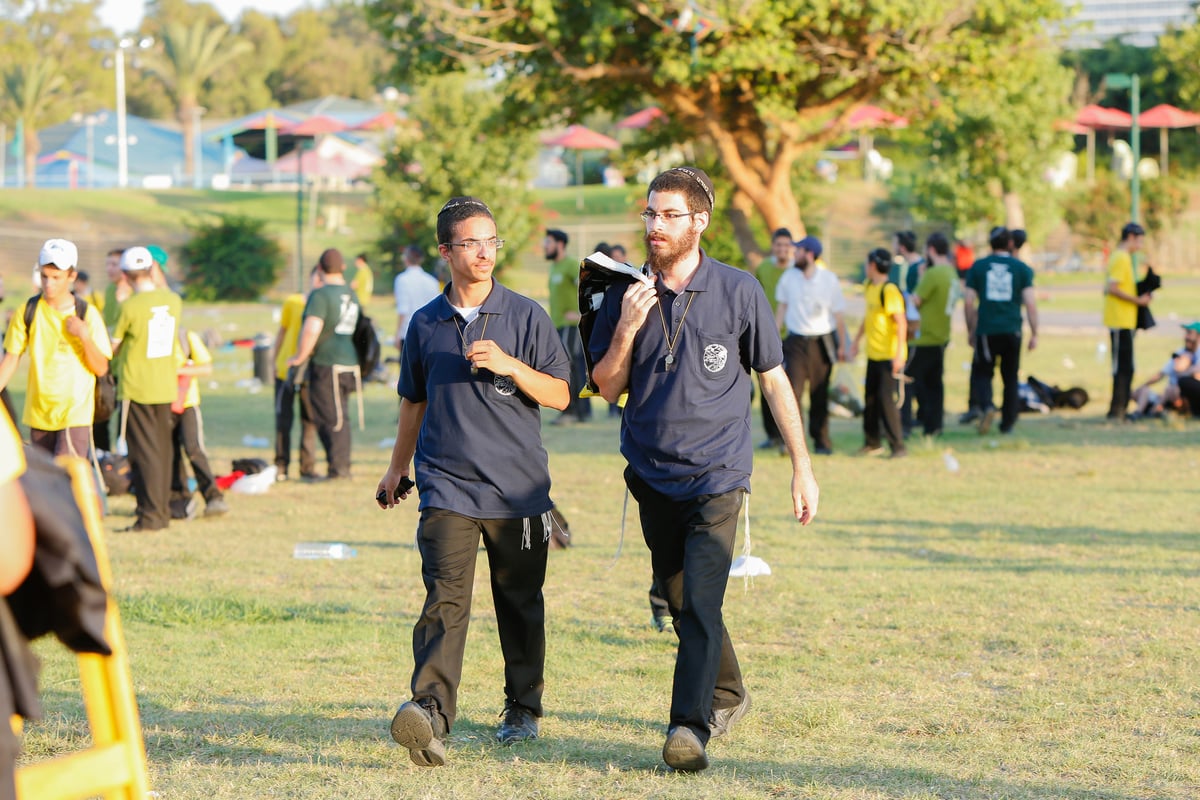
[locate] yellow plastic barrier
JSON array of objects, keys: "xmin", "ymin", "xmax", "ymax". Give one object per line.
[{"xmin": 15, "ymin": 456, "xmax": 151, "ymax": 800}]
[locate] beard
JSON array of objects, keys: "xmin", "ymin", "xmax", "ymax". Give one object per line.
[{"xmin": 644, "ymin": 225, "xmax": 701, "ymax": 272}]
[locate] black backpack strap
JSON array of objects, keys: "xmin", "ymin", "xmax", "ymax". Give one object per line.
[{"xmin": 23, "ymin": 294, "xmax": 41, "ymax": 332}]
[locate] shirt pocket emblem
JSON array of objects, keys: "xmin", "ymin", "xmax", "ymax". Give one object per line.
[
  {"xmin": 703, "ymin": 343, "xmax": 728, "ymax": 373},
  {"xmin": 493, "ymin": 374, "xmax": 517, "ymax": 396}
]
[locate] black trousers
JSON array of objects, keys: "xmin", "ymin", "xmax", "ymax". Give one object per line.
[
  {"xmin": 970, "ymin": 333, "xmax": 1022, "ymax": 432},
  {"xmin": 274, "ymin": 377, "xmax": 317, "ymax": 477},
  {"xmin": 1179, "ymin": 375, "xmax": 1200, "ymax": 417},
  {"xmin": 170, "ymin": 406, "xmax": 222, "ymax": 503},
  {"xmin": 625, "ymin": 468, "xmax": 745, "ymax": 746},
  {"xmin": 305, "ymin": 364, "xmax": 356, "ymax": 478},
  {"xmin": 782, "ymin": 334, "xmax": 833, "ymax": 450},
  {"xmin": 908, "ymin": 344, "xmax": 946, "ymax": 435},
  {"xmin": 863, "ymin": 360, "xmax": 905, "ymax": 451},
  {"xmin": 125, "ymin": 401, "xmax": 174, "ymax": 529},
  {"xmin": 1108, "ymin": 328, "xmax": 1135, "ymax": 419},
  {"xmin": 410, "ymin": 508, "xmax": 550, "ymax": 731},
  {"xmin": 557, "ymin": 325, "xmax": 591, "ymax": 420}
]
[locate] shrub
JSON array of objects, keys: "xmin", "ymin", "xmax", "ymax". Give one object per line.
[{"xmin": 180, "ymin": 214, "xmax": 283, "ymax": 301}]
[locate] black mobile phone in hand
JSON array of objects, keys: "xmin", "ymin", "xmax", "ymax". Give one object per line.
[{"xmin": 377, "ymin": 477, "xmax": 416, "ymax": 505}]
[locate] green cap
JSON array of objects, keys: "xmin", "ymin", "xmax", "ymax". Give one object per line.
[
  {"xmin": 1183, "ymin": 321, "xmax": 1200, "ymax": 334},
  {"xmin": 146, "ymin": 245, "xmax": 168, "ymax": 269}
]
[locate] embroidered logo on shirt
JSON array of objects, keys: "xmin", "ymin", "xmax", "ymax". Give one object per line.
[
  {"xmin": 493, "ymin": 375, "xmax": 517, "ymax": 396},
  {"xmin": 703, "ymin": 344, "xmax": 728, "ymax": 373}
]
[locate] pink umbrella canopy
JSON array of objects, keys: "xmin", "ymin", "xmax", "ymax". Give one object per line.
[
  {"xmin": 1138, "ymin": 104, "xmax": 1200, "ymax": 129},
  {"xmin": 616, "ymin": 107, "xmax": 667, "ymax": 130},
  {"xmin": 543, "ymin": 124, "xmax": 620, "ymax": 150},
  {"xmin": 1074, "ymin": 104, "xmax": 1132, "ymax": 130},
  {"xmin": 351, "ymin": 111, "xmax": 399, "ymax": 131},
  {"xmin": 846, "ymin": 105, "xmax": 909, "ymax": 129},
  {"xmin": 284, "ymin": 115, "xmax": 350, "ymax": 136}
]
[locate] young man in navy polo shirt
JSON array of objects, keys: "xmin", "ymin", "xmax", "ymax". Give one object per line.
[
  {"xmin": 376, "ymin": 197, "xmax": 570, "ymax": 767},
  {"xmin": 589, "ymin": 167, "xmax": 821, "ymax": 772}
]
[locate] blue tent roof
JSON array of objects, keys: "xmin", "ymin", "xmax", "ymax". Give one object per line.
[{"xmin": 24, "ymin": 110, "xmax": 227, "ymax": 188}]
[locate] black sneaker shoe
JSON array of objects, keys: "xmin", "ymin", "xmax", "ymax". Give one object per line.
[
  {"xmin": 390, "ymin": 700, "xmax": 446, "ymax": 767},
  {"xmin": 662, "ymin": 726, "xmax": 708, "ymax": 772},
  {"xmin": 495, "ymin": 701, "xmax": 539, "ymax": 744},
  {"xmin": 708, "ymin": 693, "xmax": 751, "ymax": 739}
]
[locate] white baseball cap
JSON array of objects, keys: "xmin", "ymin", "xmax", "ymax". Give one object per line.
[
  {"xmin": 120, "ymin": 246, "xmax": 154, "ymax": 272},
  {"xmin": 38, "ymin": 239, "xmax": 78, "ymax": 270}
]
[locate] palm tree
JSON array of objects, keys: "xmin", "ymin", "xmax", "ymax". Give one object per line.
[
  {"xmin": 2, "ymin": 59, "xmax": 67, "ymax": 188},
  {"xmin": 142, "ymin": 20, "xmax": 251, "ymax": 183}
]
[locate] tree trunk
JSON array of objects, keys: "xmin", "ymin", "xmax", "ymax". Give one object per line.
[
  {"xmin": 23, "ymin": 128, "xmax": 38, "ymax": 188},
  {"xmin": 180, "ymin": 100, "xmax": 195, "ymax": 185}
]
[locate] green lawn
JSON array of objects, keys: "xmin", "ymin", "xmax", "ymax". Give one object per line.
[{"xmin": 9, "ymin": 302, "xmax": 1200, "ymax": 799}]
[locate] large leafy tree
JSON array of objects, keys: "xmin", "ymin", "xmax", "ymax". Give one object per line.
[
  {"xmin": 895, "ymin": 37, "xmax": 1073, "ymax": 238},
  {"xmin": 373, "ymin": 72, "xmax": 540, "ymax": 275},
  {"xmin": 140, "ymin": 19, "xmax": 252, "ymax": 181},
  {"xmin": 369, "ymin": 0, "xmax": 1066, "ymax": 261}
]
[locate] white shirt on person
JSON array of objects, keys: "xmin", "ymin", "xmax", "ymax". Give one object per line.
[
  {"xmin": 775, "ymin": 260, "xmax": 846, "ymax": 336},
  {"xmin": 393, "ymin": 266, "xmax": 441, "ymax": 340}
]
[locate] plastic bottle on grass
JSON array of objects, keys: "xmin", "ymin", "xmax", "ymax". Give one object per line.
[{"xmin": 293, "ymin": 542, "xmax": 357, "ymax": 560}]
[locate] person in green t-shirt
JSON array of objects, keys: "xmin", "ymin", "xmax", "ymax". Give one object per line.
[
  {"xmin": 907, "ymin": 232, "xmax": 958, "ymax": 436},
  {"xmin": 288, "ymin": 248, "xmax": 360, "ymax": 479},
  {"xmin": 754, "ymin": 228, "xmax": 792, "ymax": 447},
  {"xmin": 545, "ymin": 229, "xmax": 590, "ymax": 424},
  {"xmin": 963, "ymin": 227, "xmax": 1038, "ymax": 435},
  {"xmin": 112, "ymin": 246, "xmax": 183, "ymax": 531}
]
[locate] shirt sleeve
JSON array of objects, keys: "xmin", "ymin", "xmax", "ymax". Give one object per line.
[
  {"xmin": 3, "ymin": 305, "xmax": 28, "ymax": 355},
  {"xmin": 829, "ymin": 273, "xmax": 847, "ymax": 313},
  {"xmin": 528, "ymin": 306, "xmax": 570, "ymax": 381},
  {"xmin": 188, "ymin": 332, "xmax": 212, "ymax": 365},
  {"xmin": 396, "ymin": 314, "xmax": 427, "ymax": 402},
  {"xmin": 746, "ymin": 282, "xmax": 784, "ymax": 373},
  {"xmin": 883, "ymin": 284, "xmax": 906, "ymax": 316}
]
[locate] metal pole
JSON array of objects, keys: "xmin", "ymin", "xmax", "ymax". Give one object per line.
[
  {"xmin": 86, "ymin": 118, "xmax": 94, "ymax": 188},
  {"xmin": 1, "ymin": 122, "xmax": 6, "ymax": 188},
  {"xmin": 1130, "ymin": 74, "xmax": 1140, "ymax": 223},
  {"xmin": 116, "ymin": 46, "xmax": 128, "ymax": 188},
  {"xmin": 192, "ymin": 108, "xmax": 203, "ymax": 189},
  {"xmin": 296, "ymin": 142, "xmax": 304, "ymax": 292}
]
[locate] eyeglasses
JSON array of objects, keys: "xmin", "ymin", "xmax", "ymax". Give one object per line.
[
  {"xmin": 446, "ymin": 238, "xmax": 505, "ymax": 252},
  {"xmin": 639, "ymin": 210, "xmax": 696, "ymax": 223}
]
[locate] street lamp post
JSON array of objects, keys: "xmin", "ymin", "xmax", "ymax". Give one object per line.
[
  {"xmin": 85, "ymin": 114, "xmax": 96, "ymax": 188},
  {"xmin": 114, "ymin": 37, "xmax": 153, "ymax": 189},
  {"xmin": 1106, "ymin": 72, "xmax": 1141, "ymax": 222}
]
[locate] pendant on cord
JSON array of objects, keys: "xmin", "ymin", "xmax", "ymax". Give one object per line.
[{"xmin": 664, "ymin": 352, "xmax": 676, "ymax": 369}]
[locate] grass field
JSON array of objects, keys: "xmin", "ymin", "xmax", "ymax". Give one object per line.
[{"xmin": 8, "ymin": 293, "xmax": 1200, "ymax": 799}]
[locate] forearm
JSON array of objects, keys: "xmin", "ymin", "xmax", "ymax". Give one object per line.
[
  {"xmin": 292, "ymin": 319, "xmax": 323, "ymax": 362},
  {"xmin": 388, "ymin": 399, "xmax": 426, "ymax": 473},
  {"xmin": 79, "ymin": 337, "xmax": 110, "ymax": 376},
  {"xmin": 0, "ymin": 353, "xmax": 19, "ymax": 393},
  {"xmin": 178, "ymin": 362, "xmax": 212, "ymax": 378},
  {"xmin": 509, "ymin": 363, "xmax": 570, "ymax": 410},
  {"xmin": 761, "ymin": 365, "xmax": 811, "ymax": 467},
  {"xmin": 591, "ymin": 323, "xmax": 638, "ymax": 404}
]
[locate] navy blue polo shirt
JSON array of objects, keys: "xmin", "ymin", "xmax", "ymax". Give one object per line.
[
  {"xmin": 588, "ymin": 251, "xmax": 783, "ymax": 501},
  {"xmin": 398, "ymin": 280, "xmax": 570, "ymax": 519}
]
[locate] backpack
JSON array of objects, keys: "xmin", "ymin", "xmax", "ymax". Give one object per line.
[
  {"xmin": 352, "ymin": 304, "xmax": 381, "ymax": 376},
  {"xmin": 578, "ymin": 251, "xmax": 653, "ymax": 392},
  {"xmin": 24, "ymin": 294, "xmax": 117, "ymax": 423},
  {"xmin": 98, "ymin": 451, "xmax": 132, "ymax": 496}
]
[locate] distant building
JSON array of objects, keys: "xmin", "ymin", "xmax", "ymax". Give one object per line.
[{"xmin": 1060, "ymin": 0, "xmax": 1194, "ymax": 49}]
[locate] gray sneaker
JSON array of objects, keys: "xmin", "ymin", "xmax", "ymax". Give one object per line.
[
  {"xmin": 662, "ymin": 726, "xmax": 708, "ymax": 772},
  {"xmin": 709, "ymin": 693, "xmax": 750, "ymax": 739},
  {"xmin": 495, "ymin": 701, "xmax": 539, "ymax": 744},
  {"xmin": 390, "ymin": 701, "xmax": 447, "ymax": 767},
  {"xmin": 204, "ymin": 497, "xmax": 230, "ymax": 517}
]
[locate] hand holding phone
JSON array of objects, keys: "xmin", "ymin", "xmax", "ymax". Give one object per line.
[{"xmin": 376, "ymin": 476, "xmax": 416, "ymax": 507}]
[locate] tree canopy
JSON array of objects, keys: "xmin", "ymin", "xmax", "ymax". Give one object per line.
[{"xmin": 369, "ymin": 0, "xmax": 1068, "ymax": 262}]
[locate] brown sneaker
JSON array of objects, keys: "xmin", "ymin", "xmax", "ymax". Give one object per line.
[
  {"xmin": 390, "ymin": 700, "xmax": 447, "ymax": 767},
  {"xmin": 662, "ymin": 725, "xmax": 708, "ymax": 772}
]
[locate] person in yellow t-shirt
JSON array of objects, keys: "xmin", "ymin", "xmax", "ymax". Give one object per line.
[
  {"xmin": 1103, "ymin": 222, "xmax": 1152, "ymax": 420},
  {"xmin": 168, "ymin": 329, "xmax": 229, "ymax": 519},
  {"xmin": 273, "ymin": 266, "xmax": 323, "ymax": 480},
  {"xmin": 0, "ymin": 239, "xmax": 112, "ymax": 458},
  {"xmin": 350, "ymin": 252, "xmax": 374, "ymax": 307},
  {"xmin": 0, "ymin": 403, "xmax": 34, "ymax": 800},
  {"xmin": 850, "ymin": 247, "xmax": 908, "ymax": 458}
]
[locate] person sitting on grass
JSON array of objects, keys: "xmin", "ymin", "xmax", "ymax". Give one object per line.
[{"xmin": 1131, "ymin": 321, "xmax": 1200, "ymax": 419}]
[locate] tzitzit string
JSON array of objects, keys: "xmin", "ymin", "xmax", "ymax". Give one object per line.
[
  {"xmin": 455, "ymin": 313, "xmax": 490, "ymax": 374},
  {"xmin": 655, "ymin": 290, "xmax": 696, "ymax": 368}
]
